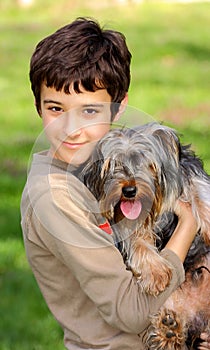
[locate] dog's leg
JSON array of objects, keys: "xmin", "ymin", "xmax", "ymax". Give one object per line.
[
  {"xmin": 146, "ymin": 308, "xmax": 187, "ymax": 350},
  {"xmin": 127, "ymin": 235, "xmax": 173, "ymax": 295}
]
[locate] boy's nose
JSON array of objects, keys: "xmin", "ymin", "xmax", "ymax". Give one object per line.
[{"xmin": 63, "ymin": 111, "xmax": 82, "ymax": 137}]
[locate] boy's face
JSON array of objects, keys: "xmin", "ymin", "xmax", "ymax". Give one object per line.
[{"xmin": 39, "ymin": 84, "xmax": 121, "ymax": 165}]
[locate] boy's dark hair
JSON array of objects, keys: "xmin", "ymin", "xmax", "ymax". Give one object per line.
[{"xmin": 30, "ymin": 17, "xmax": 131, "ymax": 114}]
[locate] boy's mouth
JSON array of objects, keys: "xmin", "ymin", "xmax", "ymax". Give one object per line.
[{"xmin": 62, "ymin": 141, "xmax": 87, "ymax": 149}]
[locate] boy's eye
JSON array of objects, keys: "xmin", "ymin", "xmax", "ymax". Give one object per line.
[
  {"xmin": 83, "ymin": 108, "xmax": 100, "ymax": 116},
  {"xmin": 49, "ymin": 106, "xmax": 63, "ymax": 112}
]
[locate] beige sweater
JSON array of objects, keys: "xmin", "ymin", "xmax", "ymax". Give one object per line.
[{"xmin": 21, "ymin": 152, "xmax": 185, "ymax": 350}]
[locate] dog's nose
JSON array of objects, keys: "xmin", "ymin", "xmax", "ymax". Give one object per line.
[{"xmin": 122, "ymin": 186, "xmax": 137, "ymax": 198}]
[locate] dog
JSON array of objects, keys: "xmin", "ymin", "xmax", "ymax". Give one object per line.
[{"xmin": 81, "ymin": 122, "xmax": 210, "ymax": 297}]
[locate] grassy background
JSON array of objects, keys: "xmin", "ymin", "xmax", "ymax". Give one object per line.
[{"xmin": 0, "ymin": 1, "xmax": 210, "ymax": 349}]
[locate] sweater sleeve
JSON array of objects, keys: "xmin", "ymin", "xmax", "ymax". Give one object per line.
[{"xmin": 24, "ymin": 171, "xmax": 185, "ymax": 334}]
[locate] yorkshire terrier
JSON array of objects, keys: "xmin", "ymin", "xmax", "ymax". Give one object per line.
[{"xmin": 81, "ymin": 122, "xmax": 210, "ymax": 297}]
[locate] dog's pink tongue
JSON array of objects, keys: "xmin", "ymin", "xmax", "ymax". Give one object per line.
[{"xmin": 120, "ymin": 201, "xmax": 142, "ymax": 220}]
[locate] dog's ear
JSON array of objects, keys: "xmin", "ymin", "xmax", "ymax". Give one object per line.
[
  {"xmin": 101, "ymin": 158, "xmax": 111, "ymax": 179},
  {"xmin": 150, "ymin": 125, "xmax": 183, "ymax": 208},
  {"xmin": 152, "ymin": 126, "xmax": 180, "ymax": 160},
  {"xmin": 82, "ymin": 149, "xmax": 105, "ymax": 200}
]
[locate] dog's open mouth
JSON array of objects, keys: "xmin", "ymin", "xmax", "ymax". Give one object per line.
[{"xmin": 120, "ymin": 200, "xmax": 142, "ymax": 220}]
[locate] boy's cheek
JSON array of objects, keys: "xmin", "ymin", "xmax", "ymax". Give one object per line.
[
  {"xmin": 90, "ymin": 124, "xmax": 111, "ymax": 140},
  {"xmin": 42, "ymin": 115, "xmax": 64, "ymax": 134}
]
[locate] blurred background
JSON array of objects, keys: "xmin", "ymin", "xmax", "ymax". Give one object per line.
[{"xmin": 0, "ymin": 0, "xmax": 210, "ymax": 348}]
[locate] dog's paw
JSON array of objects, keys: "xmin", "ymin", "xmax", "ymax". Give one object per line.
[
  {"xmin": 134, "ymin": 256, "xmax": 173, "ymax": 295},
  {"xmin": 146, "ymin": 309, "xmax": 186, "ymax": 350}
]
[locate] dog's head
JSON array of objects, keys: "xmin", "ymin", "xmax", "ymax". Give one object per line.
[{"xmin": 83, "ymin": 122, "xmax": 183, "ymax": 227}]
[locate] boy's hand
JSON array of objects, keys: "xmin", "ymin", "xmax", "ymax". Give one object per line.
[
  {"xmin": 199, "ymin": 333, "xmax": 210, "ymax": 349},
  {"xmin": 165, "ymin": 200, "xmax": 198, "ymax": 263},
  {"xmin": 174, "ymin": 200, "xmax": 198, "ymax": 232}
]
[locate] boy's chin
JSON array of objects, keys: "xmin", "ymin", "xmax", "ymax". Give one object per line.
[{"xmin": 53, "ymin": 145, "xmax": 95, "ymax": 166}]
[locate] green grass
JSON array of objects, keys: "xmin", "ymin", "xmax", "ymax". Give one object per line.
[{"xmin": 0, "ymin": 1, "xmax": 210, "ymax": 348}]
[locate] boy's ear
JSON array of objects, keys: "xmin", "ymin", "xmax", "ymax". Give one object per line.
[{"xmin": 113, "ymin": 93, "xmax": 128, "ymax": 122}]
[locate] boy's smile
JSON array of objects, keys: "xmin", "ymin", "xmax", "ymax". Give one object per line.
[{"xmin": 40, "ymin": 84, "xmax": 119, "ymax": 165}]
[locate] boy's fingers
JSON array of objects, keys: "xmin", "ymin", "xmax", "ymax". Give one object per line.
[
  {"xmin": 200, "ymin": 333, "xmax": 210, "ymax": 341},
  {"xmin": 199, "ymin": 333, "xmax": 210, "ymax": 349}
]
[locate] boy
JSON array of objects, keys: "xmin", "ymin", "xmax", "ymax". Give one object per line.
[{"xmin": 21, "ymin": 17, "xmax": 202, "ymax": 349}]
